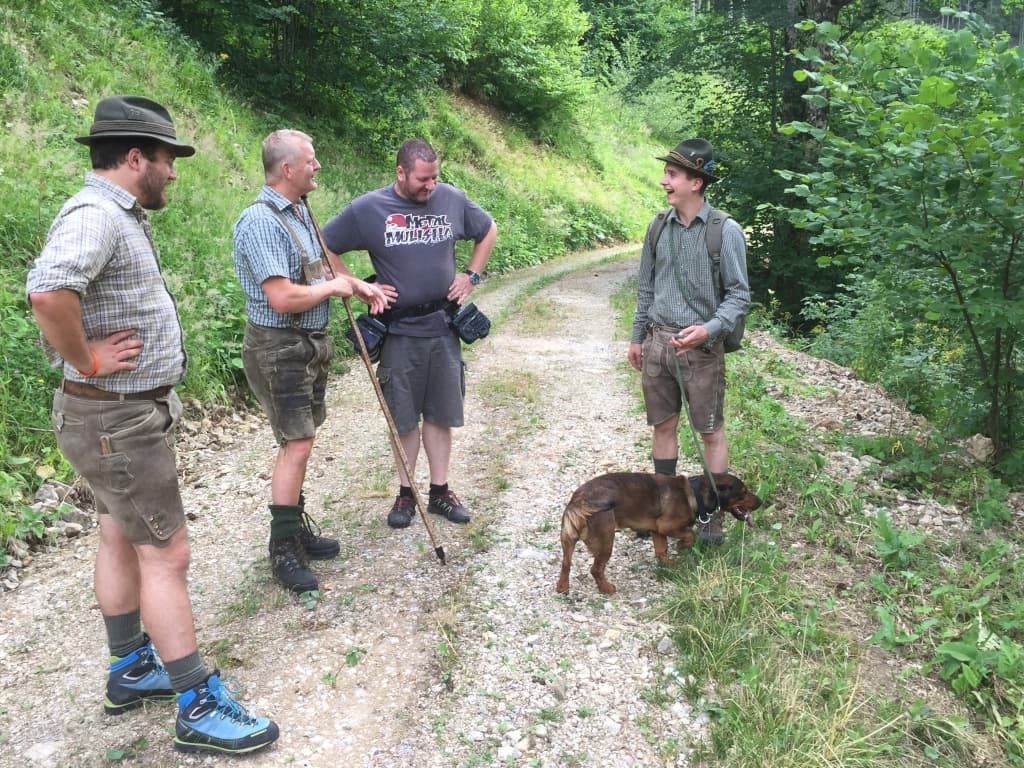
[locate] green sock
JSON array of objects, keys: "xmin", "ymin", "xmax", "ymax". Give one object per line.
[
  {"xmin": 653, "ymin": 458, "xmax": 678, "ymax": 476},
  {"xmin": 268, "ymin": 504, "xmax": 302, "ymax": 540}
]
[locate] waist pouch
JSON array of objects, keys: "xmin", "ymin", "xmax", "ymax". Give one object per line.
[
  {"xmin": 345, "ymin": 314, "xmax": 388, "ymax": 362},
  {"xmin": 450, "ymin": 302, "xmax": 490, "ymax": 344},
  {"xmin": 348, "ymin": 300, "xmax": 490, "ymax": 358}
]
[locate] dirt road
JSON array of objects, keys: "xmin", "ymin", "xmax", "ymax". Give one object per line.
[{"xmin": 4, "ymin": 245, "xmax": 718, "ymax": 768}]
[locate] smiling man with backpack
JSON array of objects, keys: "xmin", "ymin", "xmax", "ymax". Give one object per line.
[{"xmin": 627, "ymin": 138, "xmax": 751, "ymax": 545}]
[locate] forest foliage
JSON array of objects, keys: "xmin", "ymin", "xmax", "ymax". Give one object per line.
[{"xmin": 2, "ymin": 0, "xmax": 1021, "ymax": 541}]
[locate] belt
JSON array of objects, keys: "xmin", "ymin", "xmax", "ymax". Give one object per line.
[
  {"xmin": 247, "ymin": 322, "xmax": 327, "ymax": 336},
  {"xmin": 61, "ymin": 380, "xmax": 172, "ymax": 401},
  {"xmin": 379, "ymin": 299, "xmax": 451, "ymax": 324}
]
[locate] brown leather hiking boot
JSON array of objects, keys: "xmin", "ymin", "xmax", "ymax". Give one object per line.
[{"xmin": 298, "ymin": 510, "xmax": 340, "ymax": 560}]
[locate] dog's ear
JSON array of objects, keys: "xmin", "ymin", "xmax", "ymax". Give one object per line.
[
  {"xmin": 712, "ymin": 472, "xmax": 742, "ymax": 500},
  {"xmin": 696, "ymin": 474, "xmax": 717, "ymax": 503}
]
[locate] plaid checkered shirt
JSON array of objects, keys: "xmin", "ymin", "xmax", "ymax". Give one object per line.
[
  {"xmin": 631, "ymin": 201, "xmax": 750, "ymax": 344},
  {"xmin": 26, "ymin": 172, "xmax": 187, "ymax": 391},
  {"xmin": 232, "ymin": 186, "xmax": 330, "ymax": 330}
]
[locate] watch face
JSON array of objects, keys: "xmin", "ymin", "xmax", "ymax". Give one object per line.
[{"xmin": 466, "ymin": 270, "xmax": 481, "ymax": 285}]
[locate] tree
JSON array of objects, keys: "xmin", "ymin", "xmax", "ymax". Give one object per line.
[
  {"xmin": 156, "ymin": 0, "xmax": 474, "ymax": 147},
  {"xmin": 780, "ymin": 14, "xmax": 1024, "ymax": 464},
  {"xmin": 596, "ymin": 1, "xmax": 904, "ymax": 320}
]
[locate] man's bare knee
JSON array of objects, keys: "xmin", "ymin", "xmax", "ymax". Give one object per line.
[
  {"xmin": 280, "ymin": 436, "xmax": 315, "ymax": 464},
  {"xmin": 137, "ymin": 529, "xmax": 191, "ymax": 575}
]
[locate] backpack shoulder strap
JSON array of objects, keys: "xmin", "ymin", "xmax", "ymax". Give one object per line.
[
  {"xmin": 644, "ymin": 208, "xmax": 673, "ymax": 256},
  {"xmin": 704, "ymin": 207, "xmax": 731, "ymax": 264},
  {"xmin": 704, "ymin": 207, "xmax": 733, "ymax": 302}
]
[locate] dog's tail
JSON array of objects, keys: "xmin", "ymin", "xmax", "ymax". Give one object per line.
[{"xmin": 561, "ymin": 498, "xmax": 605, "ymax": 545}]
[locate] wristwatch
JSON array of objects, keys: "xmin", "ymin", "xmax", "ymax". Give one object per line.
[{"xmin": 463, "ymin": 269, "xmax": 482, "ymax": 286}]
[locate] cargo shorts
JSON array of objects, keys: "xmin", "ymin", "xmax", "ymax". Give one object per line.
[
  {"xmin": 641, "ymin": 325, "xmax": 726, "ymax": 433},
  {"xmin": 51, "ymin": 389, "xmax": 185, "ymax": 546},
  {"xmin": 376, "ymin": 332, "xmax": 465, "ymax": 435}
]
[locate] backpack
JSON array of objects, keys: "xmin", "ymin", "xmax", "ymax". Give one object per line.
[{"xmin": 645, "ymin": 207, "xmax": 746, "ymax": 353}]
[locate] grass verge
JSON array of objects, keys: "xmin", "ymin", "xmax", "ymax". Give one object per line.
[{"xmin": 611, "ymin": 280, "xmax": 1015, "ymax": 765}]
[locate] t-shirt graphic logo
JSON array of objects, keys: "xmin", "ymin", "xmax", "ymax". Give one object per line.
[
  {"xmin": 385, "ymin": 213, "xmax": 408, "ymax": 234},
  {"xmin": 384, "ymin": 212, "xmax": 453, "ymax": 247}
]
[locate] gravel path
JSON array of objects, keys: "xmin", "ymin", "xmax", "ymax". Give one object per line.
[
  {"xmin": 2, "ymin": 244, "xmax": 986, "ymax": 768},
  {"xmin": 2, "ymin": 245, "xmax": 689, "ymax": 768}
]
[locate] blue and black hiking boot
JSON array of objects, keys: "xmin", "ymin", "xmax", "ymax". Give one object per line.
[
  {"xmin": 174, "ymin": 672, "xmax": 279, "ymax": 755},
  {"xmin": 104, "ymin": 635, "xmax": 174, "ymax": 715}
]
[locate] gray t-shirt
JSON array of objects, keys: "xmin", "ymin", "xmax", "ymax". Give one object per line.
[{"xmin": 323, "ymin": 183, "xmax": 493, "ymax": 336}]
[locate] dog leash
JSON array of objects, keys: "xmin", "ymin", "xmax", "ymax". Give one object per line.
[
  {"xmin": 671, "ymin": 350, "xmax": 754, "ymax": 526},
  {"xmin": 301, "ymin": 195, "xmax": 446, "ymax": 565},
  {"xmin": 672, "ymin": 352, "xmax": 722, "ymax": 525}
]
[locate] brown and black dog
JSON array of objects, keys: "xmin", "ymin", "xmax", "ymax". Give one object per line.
[{"xmin": 555, "ymin": 472, "xmax": 762, "ymax": 595}]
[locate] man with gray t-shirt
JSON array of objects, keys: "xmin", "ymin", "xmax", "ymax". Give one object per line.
[{"xmin": 323, "ymin": 138, "xmax": 497, "ymax": 529}]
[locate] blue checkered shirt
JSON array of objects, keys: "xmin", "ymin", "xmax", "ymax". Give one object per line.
[
  {"xmin": 232, "ymin": 186, "xmax": 329, "ymax": 330},
  {"xmin": 26, "ymin": 172, "xmax": 187, "ymax": 391},
  {"xmin": 631, "ymin": 201, "xmax": 750, "ymax": 343}
]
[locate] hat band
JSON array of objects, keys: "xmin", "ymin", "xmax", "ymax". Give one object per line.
[
  {"xmin": 666, "ymin": 150, "xmax": 714, "ymax": 173},
  {"xmin": 89, "ymin": 119, "xmax": 178, "ymax": 139}
]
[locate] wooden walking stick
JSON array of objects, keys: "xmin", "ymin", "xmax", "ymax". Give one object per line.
[{"xmin": 301, "ymin": 195, "xmax": 446, "ymax": 564}]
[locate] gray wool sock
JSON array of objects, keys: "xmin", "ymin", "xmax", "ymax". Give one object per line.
[
  {"xmin": 104, "ymin": 610, "xmax": 144, "ymax": 658},
  {"xmin": 165, "ymin": 650, "xmax": 210, "ymax": 693}
]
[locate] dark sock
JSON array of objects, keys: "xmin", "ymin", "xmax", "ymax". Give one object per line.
[
  {"xmin": 429, "ymin": 482, "xmax": 448, "ymax": 498},
  {"xmin": 399, "ymin": 485, "xmax": 414, "ymax": 498},
  {"xmin": 269, "ymin": 504, "xmax": 302, "ymax": 540},
  {"xmin": 104, "ymin": 610, "xmax": 144, "ymax": 658},
  {"xmin": 653, "ymin": 458, "xmax": 678, "ymax": 476},
  {"xmin": 165, "ymin": 651, "xmax": 209, "ymax": 693}
]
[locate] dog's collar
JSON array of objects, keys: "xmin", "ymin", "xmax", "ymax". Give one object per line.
[{"xmin": 689, "ymin": 475, "xmax": 718, "ymax": 523}]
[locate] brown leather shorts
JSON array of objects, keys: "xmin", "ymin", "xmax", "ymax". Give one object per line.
[
  {"xmin": 242, "ymin": 322, "xmax": 333, "ymax": 445},
  {"xmin": 51, "ymin": 389, "xmax": 185, "ymax": 545},
  {"xmin": 640, "ymin": 326, "xmax": 725, "ymax": 432}
]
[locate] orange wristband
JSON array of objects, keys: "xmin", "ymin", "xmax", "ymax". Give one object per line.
[{"xmin": 76, "ymin": 349, "xmax": 100, "ymax": 378}]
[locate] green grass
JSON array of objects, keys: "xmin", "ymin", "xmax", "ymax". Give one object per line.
[{"xmin": 610, "ymin": 279, "xmax": 1014, "ymax": 765}]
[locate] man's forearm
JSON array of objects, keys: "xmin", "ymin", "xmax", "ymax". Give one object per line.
[
  {"xmin": 467, "ymin": 222, "xmax": 498, "ymax": 274},
  {"xmin": 28, "ymin": 289, "xmax": 92, "ymax": 372}
]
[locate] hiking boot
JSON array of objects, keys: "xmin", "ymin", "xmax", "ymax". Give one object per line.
[
  {"xmin": 268, "ymin": 535, "xmax": 319, "ymax": 593},
  {"xmin": 104, "ymin": 635, "xmax": 174, "ymax": 715},
  {"xmin": 696, "ymin": 510, "xmax": 724, "ymax": 546},
  {"xmin": 174, "ymin": 672, "xmax": 279, "ymax": 755},
  {"xmin": 387, "ymin": 495, "xmax": 416, "ymax": 529},
  {"xmin": 298, "ymin": 510, "xmax": 340, "ymax": 560},
  {"xmin": 428, "ymin": 489, "xmax": 471, "ymax": 524}
]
